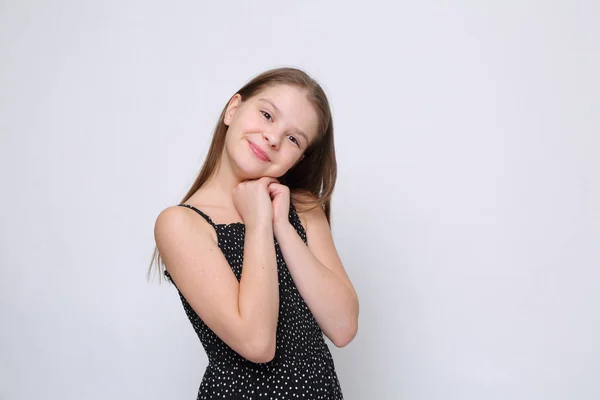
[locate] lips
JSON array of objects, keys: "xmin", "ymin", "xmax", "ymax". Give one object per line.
[{"xmin": 248, "ymin": 140, "xmax": 270, "ymax": 162}]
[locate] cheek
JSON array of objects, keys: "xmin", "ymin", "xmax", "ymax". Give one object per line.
[
  {"xmin": 227, "ymin": 116, "xmax": 260, "ymax": 142},
  {"xmin": 241, "ymin": 110, "xmax": 265, "ymax": 130},
  {"xmin": 280, "ymin": 151, "xmax": 303, "ymax": 169}
]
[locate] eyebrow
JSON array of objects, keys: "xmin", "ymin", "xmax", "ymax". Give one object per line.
[{"xmin": 258, "ymin": 98, "xmax": 309, "ymax": 143}]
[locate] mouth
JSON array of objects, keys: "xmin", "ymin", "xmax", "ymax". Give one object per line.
[{"xmin": 248, "ymin": 140, "xmax": 271, "ymax": 162}]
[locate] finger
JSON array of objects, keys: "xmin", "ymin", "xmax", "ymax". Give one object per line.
[
  {"xmin": 271, "ymin": 184, "xmax": 287, "ymax": 199},
  {"xmin": 259, "ymin": 176, "xmax": 279, "ymax": 188},
  {"xmin": 261, "ymin": 176, "xmax": 279, "ymax": 184}
]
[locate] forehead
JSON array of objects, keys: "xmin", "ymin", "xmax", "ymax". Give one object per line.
[{"xmin": 252, "ymin": 85, "xmax": 320, "ymax": 142}]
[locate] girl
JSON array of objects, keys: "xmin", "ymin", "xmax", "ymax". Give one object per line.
[{"xmin": 151, "ymin": 67, "xmax": 359, "ymax": 399}]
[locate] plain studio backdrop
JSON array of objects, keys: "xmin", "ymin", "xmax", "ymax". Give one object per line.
[{"xmin": 1, "ymin": 1, "xmax": 599, "ymax": 399}]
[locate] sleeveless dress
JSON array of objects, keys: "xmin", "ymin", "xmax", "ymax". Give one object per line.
[{"xmin": 165, "ymin": 203, "xmax": 344, "ymax": 400}]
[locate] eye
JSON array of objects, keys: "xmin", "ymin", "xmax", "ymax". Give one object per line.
[
  {"xmin": 261, "ymin": 111, "xmax": 272, "ymax": 121},
  {"xmin": 287, "ymin": 135, "xmax": 300, "ymax": 147}
]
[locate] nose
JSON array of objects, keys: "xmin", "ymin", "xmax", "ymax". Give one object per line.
[{"xmin": 263, "ymin": 130, "xmax": 283, "ymax": 149}]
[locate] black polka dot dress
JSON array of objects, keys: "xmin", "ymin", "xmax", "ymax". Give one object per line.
[{"xmin": 165, "ymin": 203, "xmax": 344, "ymax": 400}]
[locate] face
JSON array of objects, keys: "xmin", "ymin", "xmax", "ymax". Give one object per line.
[{"xmin": 222, "ymin": 84, "xmax": 320, "ymax": 180}]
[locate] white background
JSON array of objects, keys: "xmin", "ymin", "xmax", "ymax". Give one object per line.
[{"xmin": 1, "ymin": 1, "xmax": 599, "ymax": 399}]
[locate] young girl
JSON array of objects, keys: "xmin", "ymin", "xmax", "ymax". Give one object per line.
[{"xmin": 151, "ymin": 67, "xmax": 359, "ymax": 399}]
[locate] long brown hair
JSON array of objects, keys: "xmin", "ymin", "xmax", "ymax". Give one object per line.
[{"xmin": 148, "ymin": 67, "xmax": 337, "ymax": 280}]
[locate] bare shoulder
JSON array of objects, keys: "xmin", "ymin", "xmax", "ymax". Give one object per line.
[
  {"xmin": 154, "ymin": 205, "xmax": 217, "ymax": 251},
  {"xmin": 291, "ymin": 190, "xmax": 326, "ymax": 228}
]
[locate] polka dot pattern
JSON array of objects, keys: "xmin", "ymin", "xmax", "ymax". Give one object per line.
[{"xmin": 165, "ymin": 204, "xmax": 343, "ymax": 399}]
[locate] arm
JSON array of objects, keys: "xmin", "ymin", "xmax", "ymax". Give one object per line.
[
  {"xmin": 274, "ymin": 198, "xmax": 359, "ymax": 347},
  {"xmin": 155, "ymin": 206, "xmax": 279, "ymax": 363}
]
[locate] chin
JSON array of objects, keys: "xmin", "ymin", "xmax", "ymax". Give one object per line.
[
  {"xmin": 234, "ymin": 160, "xmax": 281, "ymax": 181},
  {"xmin": 241, "ymin": 169, "xmax": 283, "ymax": 181},
  {"xmin": 234, "ymin": 162, "xmax": 270, "ymax": 180}
]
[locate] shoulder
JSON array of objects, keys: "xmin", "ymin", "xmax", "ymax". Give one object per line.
[
  {"xmin": 291, "ymin": 190, "xmax": 328, "ymax": 230},
  {"xmin": 154, "ymin": 205, "xmax": 216, "ymax": 247}
]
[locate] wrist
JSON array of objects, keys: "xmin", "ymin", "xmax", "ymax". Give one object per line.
[
  {"xmin": 273, "ymin": 218, "xmax": 293, "ymax": 236},
  {"xmin": 247, "ymin": 219, "xmax": 274, "ymax": 234}
]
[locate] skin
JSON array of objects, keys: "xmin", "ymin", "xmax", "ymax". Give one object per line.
[{"xmin": 154, "ymin": 84, "xmax": 359, "ymax": 363}]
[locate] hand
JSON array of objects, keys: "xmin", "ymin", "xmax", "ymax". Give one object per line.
[
  {"xmin": 233, "ymin": 177, "xmax": 278, "ymax": 229},
  {"xmin": 268, "ymin": 182, "xmax": 291, "ymax": 230}
]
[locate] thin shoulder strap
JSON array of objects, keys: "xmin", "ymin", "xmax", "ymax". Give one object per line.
[
  {"xmin": 164, "ymin": 204, "xmax": 215, "ymax": 284},
  {"xmin": 178, "ymin": 204, "xmax": 215, "ymax": 227},
  {"xmin": 289, "ymin": 202, "xmax": 299, "ymax": 220}
]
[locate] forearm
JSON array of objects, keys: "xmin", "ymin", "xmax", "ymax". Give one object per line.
[
  {"xmin": 275, "ymin": 222, "xmax": 358, "ymax": 345},
  {"xmin": 238, "ymin": 223, "xmax": 279, "ymax": 341}
]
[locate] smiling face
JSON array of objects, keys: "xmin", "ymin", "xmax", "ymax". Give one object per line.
[{"xmin": 222, "ymin": 84, "xmax": 321, "ymax": 180}]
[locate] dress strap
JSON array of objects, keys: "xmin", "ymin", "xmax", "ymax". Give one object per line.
[
  {"xmin": 288, "ymin": 202, "xmax": 299, "ymax": 223},
  {"xmin": 164, "ymin": 204, "xmax": 216, "ymax": 283},
  {"xmin": 178, "ymin": 204, "xmax": 216, "ymax": 227}
]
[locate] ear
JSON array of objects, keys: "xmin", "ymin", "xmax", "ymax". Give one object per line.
[{"xmin": 224, "ymin": 94, "xmax": 242, "ymax": 126}]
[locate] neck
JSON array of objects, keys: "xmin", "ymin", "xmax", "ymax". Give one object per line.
[{"xmin": 197, "ymin": 154, "xmax": 244, "ymax": 208}]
